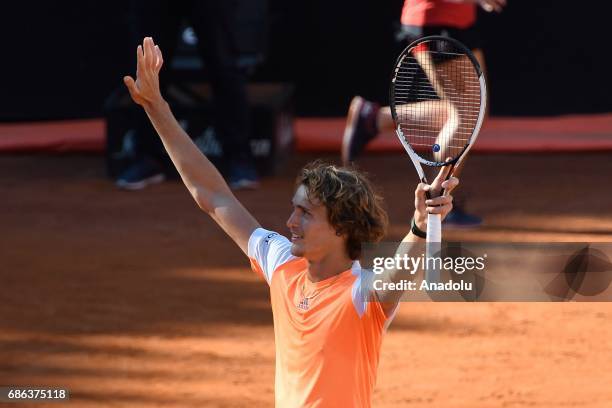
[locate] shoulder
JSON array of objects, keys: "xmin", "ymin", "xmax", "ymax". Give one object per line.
[{"xmin": 248, "ymin": 228, "xmax": 297, "ymax": 284}]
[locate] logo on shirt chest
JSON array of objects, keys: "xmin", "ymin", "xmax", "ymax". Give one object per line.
[
  {"xmin": 297, "ymin": 297, "xmax": 310, "ymax": 310},
  {"xmin": 296, "ymin": 275, "xmax": 341, "ymax": 311}
]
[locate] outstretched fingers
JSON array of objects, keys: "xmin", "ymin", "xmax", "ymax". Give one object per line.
[
  {"xmin": 136, "ymin": 45, "xmax": 144, "ymax": 74},
  {"xmin": 136, "ymin": 37, "xmax": 159, "ymax": 73},
  {"xmin": 143, "ymin": 37, "xmax": 154, "ymax": 70},
  {"xmin": 124, "ymin": 37, "xmax": 165, "ymax": 106},
  {"xmin": 154, "ymin": 45, "xmax": 164, "ymax": 72},
  {"xmin": 123, "ymin": 75, "xmax": 137, "ymax": 97}
]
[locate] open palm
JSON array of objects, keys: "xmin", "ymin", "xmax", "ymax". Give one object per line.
[{"xmin": 123, "ymin": 37, "xmax": 164, "ymax": 107}]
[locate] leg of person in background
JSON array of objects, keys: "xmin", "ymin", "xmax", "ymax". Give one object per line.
[
  {"xmin": 342, "ymin": 38, "xmax": 485, "ymax": 226},
  {"xmin": 437, "ymin": 46, "xmax": 487, "ymax": 227},
  {"xmin": 342, "ymin": 94, "xmax": 482, "ymax": 227},
  {"xmin": 341, "ymin": 96, "xmax": 382, "ymax": 165},
  {"xmin": 471, "ymin": 48, "xmax": 489, "ymax": 117},
  {"xmin": 191, "ymin": 0, "xmax": 258, "ymax": 190},
  {"xmin": 342, "ymin": 98, "xmax": 453, "ymax": 166},
  {"xmin": 116, "ymin": 0, "xmax": 183, "ymax": 190},
  {"xmin": 341, "ymin": 24, "xmax": 422, "ymax": 166}
]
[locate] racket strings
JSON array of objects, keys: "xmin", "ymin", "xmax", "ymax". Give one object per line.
[{"xmin": 393, "ymin": 40, "xmax": 481, "ymax": 164}]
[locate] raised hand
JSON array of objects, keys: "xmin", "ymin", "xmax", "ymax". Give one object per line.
[
  {"xmin": 123, "ymin": 37, "xmax": 164, "ymax": 107},
  {"xmin": 414, "ymin": 166, "xmax": 459, "ymax": 231}
]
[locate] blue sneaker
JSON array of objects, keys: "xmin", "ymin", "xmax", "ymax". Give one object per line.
[
  {"xmin": 228, "ymin": 161, "xmax": 259, "ymax": 190},
  {"xmin": 116, "ymin": 158, "xmax": 165, "ymax": 190},
  {"xmin": 443, "ymin": 205, "xmax": 483, "ymax": 228},
  {"xmin": 341, "ymin": 96, "xmax": 380, "ymax": 165}
]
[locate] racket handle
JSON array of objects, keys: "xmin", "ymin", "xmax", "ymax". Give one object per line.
[
  {"xmin": 427, "ymin": 213, "xmax": 442, "ymax": 243},
  {"xmin": 425, "ymin": 213, "xmax": 442, "ymax": 288}
]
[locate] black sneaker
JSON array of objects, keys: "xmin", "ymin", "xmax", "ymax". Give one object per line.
[
  {"xmin": 228, "ymin": 161, "xmax": 259, "ymax": 190},
  {"xmin": 341, "ymin": 96, "xmax": 380, "ymax": 165},
  {"xmin": 116, "ymin": 158, "xmax": 165, "ymax": 190},
  {"xmin": 443, "ymin": 205, "xmax": 483, "ymax": 228}
]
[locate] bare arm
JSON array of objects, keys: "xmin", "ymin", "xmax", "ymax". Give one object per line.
[
  {"xmin": 378, "ymin": 167, "xmax": 459, "ymax": 316},
  {"xmin": 123, "ymin": 37, "xmax": 259, "ymax": 255}
]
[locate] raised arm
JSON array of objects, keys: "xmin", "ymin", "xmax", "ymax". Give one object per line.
[
  {"xmin": 377, "ymin": 167, "xmax": 458, "ymax": 316},
  {"xmin": 405, "ymin": 165, "xmax": 458, "ymax": 244},
  {"xmin": 123, "ymin": 37, "xmax": 260, "ymax": 254}
]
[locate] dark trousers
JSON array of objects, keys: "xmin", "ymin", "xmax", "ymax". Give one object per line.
[{"xmin": 128, "ymin": 0, "xmax": 252, "ymax": 166}]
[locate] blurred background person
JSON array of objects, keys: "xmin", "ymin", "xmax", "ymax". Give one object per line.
[
  {"xmin": 116, "ymin": 0, "xmax": 266, "ymax": 191},
  {"xmin": 342, "ymin": 0, "xmax": 505, "ymax": 227}
]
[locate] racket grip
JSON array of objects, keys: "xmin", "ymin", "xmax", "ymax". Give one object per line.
[
  {"xmin": 427, "ymin": 213, "xmax": 442, "ymax": 243},
  {"xmin": 425, "ymin": 213, "xmax": 442, "ymax": 288}
]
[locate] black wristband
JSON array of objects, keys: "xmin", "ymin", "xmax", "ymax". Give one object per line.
[{"xmin": 411, "ymin": 217, "xmax": 427, "ymax": 239}]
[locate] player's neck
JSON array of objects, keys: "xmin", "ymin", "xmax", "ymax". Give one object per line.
[{"xmin": 306, "ymin": 252, "xmax": 353, "ymax": 283}]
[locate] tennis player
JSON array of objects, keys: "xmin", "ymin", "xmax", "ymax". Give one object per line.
[{"xmin": 125, "ymin": 37, "xmax": 458, "ymax": 407}]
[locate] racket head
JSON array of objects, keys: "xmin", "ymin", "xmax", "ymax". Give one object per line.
[{"xmin": 390, "ymin": 35, "xmax": 486, "ymax": 168}]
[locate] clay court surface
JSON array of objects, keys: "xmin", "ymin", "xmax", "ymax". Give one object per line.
[{"xmin": 2, "ymin": 152, "xmax": 612, "ymax": 407}]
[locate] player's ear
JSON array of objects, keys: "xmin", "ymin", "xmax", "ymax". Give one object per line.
[{"xmin": 335, "ymin": 227, "xmax": 349, "ymax": 239}]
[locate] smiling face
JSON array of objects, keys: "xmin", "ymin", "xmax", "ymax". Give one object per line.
[
  {"xmin": 293, "ymin": 161, "xmax": 388, "ymax": 261},
  {"xmin": 286, "ymin": 184, "xmax": 346, "ymax": 261}
]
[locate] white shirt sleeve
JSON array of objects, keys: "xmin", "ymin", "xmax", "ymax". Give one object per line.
[{"xmin": 247, "ymin": 228, "xmax": 296, "ymax": 285}]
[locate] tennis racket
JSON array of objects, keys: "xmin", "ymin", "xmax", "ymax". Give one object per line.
[{"xmin": 389, "ymin": 36, "xmax": 487, "ymax": 283}]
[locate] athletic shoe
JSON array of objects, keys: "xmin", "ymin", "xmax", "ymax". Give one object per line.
[
  {"xmin": 341, "ymin": 96, "xmax": 380, "ymax": 165},
  {"xmin": 443, "ymin": 205, "xmax": 483, "ymax": 228},
  {"xmin": 228, "ymin": 161, "xmax": 259, "ymax": 190},
  {"xmin": 116, "ymin": 158, "xmax": 165, "ymax": 190}
]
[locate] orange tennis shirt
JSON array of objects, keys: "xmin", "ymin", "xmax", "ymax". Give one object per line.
[{"xmin": 248, "ymin": 228, "xmax": 395, "ymax": 407}]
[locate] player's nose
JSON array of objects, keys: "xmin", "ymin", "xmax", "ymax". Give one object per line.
[{"xmin": 286, "ymin": 210, "xmax": 298, "ymax": 229}]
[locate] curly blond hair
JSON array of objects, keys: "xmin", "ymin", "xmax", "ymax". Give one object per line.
[{"xmin": 297, "ymin": 161, "xmax": 388, "ymax": 260}]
